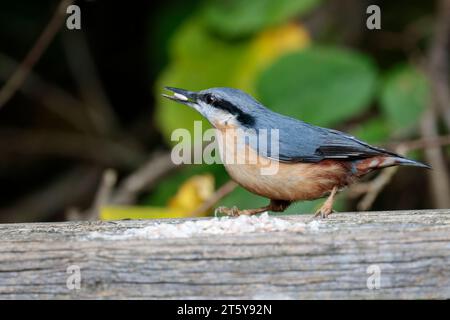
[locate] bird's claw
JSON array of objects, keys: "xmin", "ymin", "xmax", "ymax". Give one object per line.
[
  {"xmin": 314, "ymin": 208, "xmax": 335, "ymax": 219},
  {"xmin": 314, "ymin": 188, "xmax": 337, "ymax": 219}
]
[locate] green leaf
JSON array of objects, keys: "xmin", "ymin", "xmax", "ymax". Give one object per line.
[
  {"xmin": 379, "ymin": 64, "xmax": 429, "ymax": 134},
  {"xmin": 351, "ymin": 117, "xmax": 390, "ymax": 144},
  {"xmin": 256, "ymin": 47, "xmax": 378, "ymax": 127},
  {"xmin": 202, "ymin": 0, "xmax": 322, "ymax": 38}
]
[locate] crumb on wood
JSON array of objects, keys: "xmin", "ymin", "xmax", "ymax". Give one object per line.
[{"xmin": 88, "ymin": 213, "xmax": 321, "ymax": 240}]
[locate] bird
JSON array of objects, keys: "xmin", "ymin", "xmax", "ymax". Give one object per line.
[{"xmin": 162, "ymin": 86, "xmax": 430, "ymax": 218}]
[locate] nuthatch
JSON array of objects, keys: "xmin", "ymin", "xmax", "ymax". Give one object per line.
[{"xmin": 163, "ymin": 87, "xmax": 430, "ymax": 218}]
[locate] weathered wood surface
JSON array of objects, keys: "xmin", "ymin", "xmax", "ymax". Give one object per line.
[{"xmin": 0, "ymin": 209, "xmax": 449, "ymax": 299}]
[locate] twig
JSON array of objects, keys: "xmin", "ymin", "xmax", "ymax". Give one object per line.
[
  {"xmin": 351, "ymin": 126, "xmax": 450, "ymax": 211},
  {"xmin": 186, "ymin": 180, "xmax": 238, "ymax": 217},
  {"xmin": 428, "ymin": 0, "xmax": 450, "ymax": 130},
  {"xmin": 355, "ymin": 167, "xmax": 399, "ymax": 211},
  {"xmin": 349, "ymin": 131, "xmax": 450, "ymax": 210},
  {"xmin": 420, "ymin": 108, "xmax": 450, "ymax": 208},
  {"xmin": 61, "ymin": 32, "xmax": 146, "ymax": 157},
  {"xmin": 386, "ymin": 135, "xmax": 450, "ymax": 152},
  {"xmin": 348, "ymin": 131, "xmax": 450, "ymax": 210},
  {"xmin": 348, "ymin": 145, "xmax": 407, "ymax": 210},
  {"xmin": 111, "ymin": 151, "xmax": 180, "ymax": 205},
  {"xmin": 0, "ymin": 0, "xmax": 73, "ymax": 110},
  {"xmin": 420, "ymin": 0, "xmax": 450, "ymax": 208},
  {"xmin": 369, "ymin": 16, "xmax": 431, "ymax": 56},
  {"xmin": 0, "ymin": 129, "xmax": 145, "ymax": 169},
  {"xmin": 0, "ymin": 166, "xmax": 100, "ymax": 223},
  {"xmin": 0, "ymin": 52, "xmax": 93, "ymax": 133},
  {"xmin": 62, "ymin": 32, "xmax": 119, "ymax": 135},
  {"xmin": 85, "ymin": 169, "xmax": 118, "ymax": 220}
]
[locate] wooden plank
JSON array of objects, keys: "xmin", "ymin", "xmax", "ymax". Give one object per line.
[{"xmin": 0, "ymin": 209, "xmax": 449, "ymax": 299}]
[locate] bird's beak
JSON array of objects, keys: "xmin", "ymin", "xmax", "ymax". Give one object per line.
[{"xmin": 162, "ymin": 87, "xmax": 198, "ymax": 105}]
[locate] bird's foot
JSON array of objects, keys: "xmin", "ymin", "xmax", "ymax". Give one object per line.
[
  {"xmin": 314, "ymin": 186, "xmax": 338, "ymax": 219},
  {"xmin": 215, "ymin": 206, "xmax": 240, "ymax": 217},
  {"xmin": 314, "ymin": 202, "xmax": 336, "ymax": 219}
]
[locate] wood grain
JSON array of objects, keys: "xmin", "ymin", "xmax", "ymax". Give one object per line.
[{"xmin": 0, "ymin": 209, "xmax": 449, "ymax": 299}]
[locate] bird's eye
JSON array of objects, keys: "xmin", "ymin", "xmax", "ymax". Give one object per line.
[{"xmin": 204, "ymin": 94, "xmax": 215, "ymax": 104}]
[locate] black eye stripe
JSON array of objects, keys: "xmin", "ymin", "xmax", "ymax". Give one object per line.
[
  {"xmin": 202, "ymin": 94, "xmax": 255, "ymax": 127},
  {"xmin": 213, "ymin": 99, "xmax": 239, "ymax": 113},
  {"xmin": 236, "ymin": 112, "xmax": 255, "ymax": 126}
]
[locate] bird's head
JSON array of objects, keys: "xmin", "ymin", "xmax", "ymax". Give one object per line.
[{"xmin": 162, "ymin": 87, "xmax": 261, "ymax": 129}]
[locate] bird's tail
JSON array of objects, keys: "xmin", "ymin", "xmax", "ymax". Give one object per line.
[
  {"xmin": 355, "ymin": 155, "xmax": 431, "ymax": 175},
  {"xmin": 393, "ymin": 156, "xmax": 431, "ymax": 169}
]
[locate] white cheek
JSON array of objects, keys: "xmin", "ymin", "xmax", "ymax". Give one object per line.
[
  {"xmin": 197, "ymin": 103, "xmax": 237, "ymax": 127},
  {"xmin": 197, "ymin": 105, "xmax": 211, "ymax": 119},
  {"xmin": 213, "ymin": 112, "xmax": 236, "ymax": 126},
  {"xmin": 223, "ymin": 114, "xmax": 238, "ymax": 125},
  {"xmin": 192, "ymin": 102, "xmax": 204, "ymax": 115}
]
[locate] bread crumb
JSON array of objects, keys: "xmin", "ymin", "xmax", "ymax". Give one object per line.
[{"xmin": 89, "ymin": 213, "xmax": 321, "ymax": 240}]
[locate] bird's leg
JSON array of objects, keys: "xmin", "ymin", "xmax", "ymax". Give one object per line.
[
  {"xmin": 314, "ymin": 186, "xmax": 338, "ymax": 219},
  {"xmin": 215, "ymin": 200, "xmax": 291, "ymax": 217}
]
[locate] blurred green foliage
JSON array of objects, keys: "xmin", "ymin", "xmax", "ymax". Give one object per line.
[
  {"xmin": 155, "ymin": 17, "xmax": 248, "ymax": 146},
  {"xmin": 380, "ymin": 65, "xmax": 429, "ymax": 136},
  {"xmin": 148, "ymin": 0, "xmax": 431, "ymax": 216},
  {"xmin": 202, "ymin": 0, "xmax": 322, "ymax": 38},
  {"xmin": 351, "ymin": 117, "xmax": 390, "ymax": 144},
  {"xmin": 257, "ymin": 47, "xmax": 377, "ymax": 126}
]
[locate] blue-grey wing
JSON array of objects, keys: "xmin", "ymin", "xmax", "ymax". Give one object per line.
[{"xmin": 251, "ymin": 112, "xmax": 396, "ymax": 163}]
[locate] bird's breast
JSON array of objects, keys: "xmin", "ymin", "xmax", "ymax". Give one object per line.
[{"xmin": 215, "ymin": 127, "xmax": 353, "ymax": 201}]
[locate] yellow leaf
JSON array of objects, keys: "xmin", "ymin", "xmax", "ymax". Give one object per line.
[
  {"xmin": 100, "ymin": 174, "xmax": 215, "ymax": 220},
  {"xmin": 234, "ymin": 22, "xmax": 310, "ymax": 94},
  {"xmin": 168, "ymin": 174, "xmax": 215, "ymax": 212}
]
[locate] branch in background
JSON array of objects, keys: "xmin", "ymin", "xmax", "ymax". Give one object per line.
[
  {"xmin": 349, "ymin": 134, "xmax": 450, "ymax": 211},
  {"xmin": 61, "ymin": 32, "xmax": 147, "ymax": 156},
  {"xmin": 369, "ymin": 16, "xmax": 431, "ymax": 62},
  {"xmin": 421, "ymin": 0, "xmax": 450, "ymax": 208},
  {"xmin": 0, "ymin": 53, "xmax": 95, "ymax": 133},
  {"xmin": 69, "ymin": 152, "xmax": 180, "ymax": 221},
  {"xmin": 428, "ymin": 0, "xmax": 450, "ymax": 130},
  {"xmin": 420, "ymin": 108, "xmax": 450, "ymax": 208},
  {"xmin": 62, "ymin": 32, "xmax": 120, "ymax": 136},
  {"xmin": 0, "ymin": 166, "xmax": 100, "ymax": 223},
  {"xmin": 348, "ymin": 145, "xmax": 406, "ymax": 211},
  {"xmin": 386, "ymin": 135, "xmax": 450, "ymax": 152},
  {"xmin": 352, "ymin": 167, "xmax": 399, "ymax": 211},
  {"xmin": 0, "ymin": 0, "xmax": 73, "ymax": 110},
  {"xmin": 111, "ymin": 151, "xmax": 180, "ymax": 205},
  {"xmin": 187, "ymin": 180, "xmax": 238, "ymax": 217},
  {"xmin": 77, "ymin": 169, "xmax": 117, "ymax": 221},
  {"xmin": 0, "ymin": 129, "xmax": 145, "ymax": 169}
]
